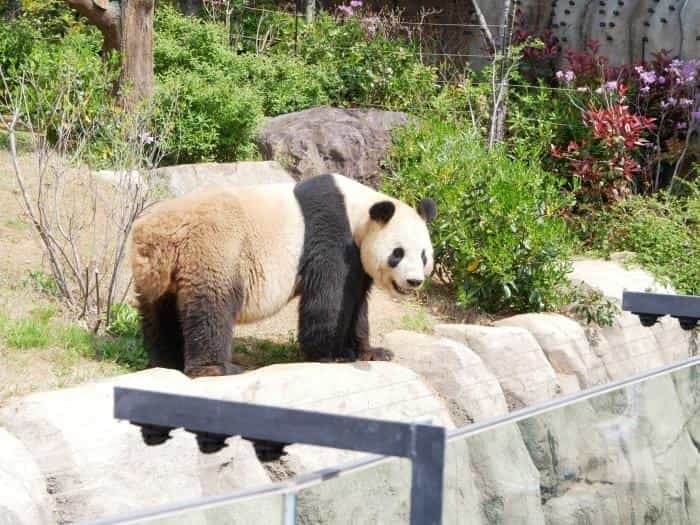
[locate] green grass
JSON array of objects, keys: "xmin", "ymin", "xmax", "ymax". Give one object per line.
[
  {"xmin": 0, "ymin": 130, "xmax": 35, "ymax": 152},
  {"xmin": 400, "ymin": 310, "xmax": 434, "ymax": 333},
  {"xmin": 22, "ymin": 270, "xmax": 62, "ymax": 297},
  {"xmin": 0, "ymin": 305, "xmax": 147, "ymax": 370},
  {"xmin": 232, "ymin": 333, "xmax": 301, "ymax": 368},
  {"xmin": 2, "ymin": 217, "xmax": 25, "ymax": 229}
]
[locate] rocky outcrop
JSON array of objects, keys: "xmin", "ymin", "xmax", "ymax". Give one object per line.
[
  {"xmin": 0, "ymin": 369, "xmax": 272, "ymax": 524},
  {"xmin": 1, "ymin": 259, "xmax": 697, "ymax": 523},
  {"xmin": 432, "ymin": 324, "xmax": 561, "ymax": 409},
  {"xmin": 254, "ymin": 106, "xmax": 409, "ymax": 187}
]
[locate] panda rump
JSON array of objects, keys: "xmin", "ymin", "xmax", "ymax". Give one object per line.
[{"xmin": 129, "ymin": 173, "xmax": 435, "ymax": 377}]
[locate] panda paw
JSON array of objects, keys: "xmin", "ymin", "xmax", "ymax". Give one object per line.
[
  {"xmin": 357, "ymin": 347, "xmax": 394, "ymax": 362},
  {"xmin": 186, "ymin": 362, "xmax": 245, "ymax": 378}
]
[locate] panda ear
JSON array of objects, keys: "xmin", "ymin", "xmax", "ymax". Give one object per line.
[
  {"xmin": 369, "ymin": 200, "xmax": 396, "ymax": 224},
  {"xmin": 418, "ymin": 198, "xmax": 437, "ymax": 223}
]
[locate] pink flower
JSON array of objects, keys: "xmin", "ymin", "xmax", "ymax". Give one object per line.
[
  {"xmin": 349, "ymin": 0, "xmax": 362, "ymax": 7},
  {"xmin": 677, "ymin": 122, "xmax": 688, "ymax": 130},
  {"xmin": 661, "ymin": 97, "xmax": 677, "ymax": 109},
  {"xmin": 605, "ymin": 80, "xmax": 618, "ymax": 91},
  {"xmin": 692, "ymin": 111, "xmax": 700, "ymax": 121},
  {"xmin": 640, "ymin": 86, "xmax": 651, "ymax": 94},
  {"xmin": 336, "ymin": 4, "xmax": 353, "ymax": 15},
  {"xmin": 679, "ymin": 98, "xmax": 693, "ymax": 107},
  {"xmin": 556, "ymin": 70, "xmax": 575, "ymax": 83},
  {"xmin": 639, "ymin": 70, "xmax": 657, "ymax": 85}
]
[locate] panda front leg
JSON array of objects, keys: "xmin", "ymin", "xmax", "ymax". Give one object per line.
[
  {"xmin": 178, "ymin": 285, "xmax": 244, "ymax": 377},
  {"xmin": 297, "ymin": 284, "xmax": 348, "ymax": 362},
  {"xmin": 349, "ymin": 293, "xmax": 394, "ymax": 362}
]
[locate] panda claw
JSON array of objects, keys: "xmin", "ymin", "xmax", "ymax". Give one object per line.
[
  {"xmin": 186, "ymin": 363, "xmax": 245, "ymax": 378},
  {"xmin": 357, "ymin": 347, "xmax": 394, "ymax": 362}
]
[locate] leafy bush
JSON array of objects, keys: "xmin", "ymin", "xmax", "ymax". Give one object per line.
[
  {"xmin": 383, "ymin": 118, "xmax": 572, "ymax": 313},
  {"xmin": 106, "ymin": 303, "xmax": 141, "ymax": 338},
  {"xmin": 581, "ymin": 188, "xmax": 700, "ymax": 295},
  {"xmin": 287, "ymin": 12, "xmax": 438, "ymax": 110},
  {"xmin": 156, "ymin": 69, "xmax": 263, "ymax": 163}
]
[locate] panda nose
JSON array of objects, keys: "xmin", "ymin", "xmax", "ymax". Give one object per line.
[{"xmin": 406, "ymin": 278, "xmax": 423, "ymax": 288}]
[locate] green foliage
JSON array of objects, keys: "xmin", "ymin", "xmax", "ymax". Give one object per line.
[
  {"xmin": 24, "ymin": 270, "xmax": 61, "ymax": 297},
  {"xmin": 0, "ymin": 18, "xmax": 37, "ymax": 80},
  {"xmin": 94, "ymin": 335, "xmax": 148, "ymax": 370},
  {"xmin": 384, "ymin": 118, "xmax": 572, "ymax": 313},
  {"xmin": 156, "ymin": 70, "xmax": 263, "ymax": 163},
  {"xmin": 232, "ymin": 334, "xmax": 301, "ymax": 368},
  {"xmin": 282, "ymin": 13, "xmax": 437, "ymax": 110},
  {"xmin": 581, "ymin": 189, "xmax": 700, "ymax": 295},
  {"xmin": 106, "ymin": 303, "xmax": 141, "ymax": 338},
  {"xmin": 0, "ymin": 305, "xmax": 147, "ymax": 370},
  {"xmin": 559, "ymin": 283, "xmax": 619, "ymax": 327},
  {"xmin": 400, "ymin": 310, "xmax": 434, "ymax": 333}
]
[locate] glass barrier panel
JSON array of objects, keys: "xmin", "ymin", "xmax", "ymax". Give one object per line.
[
  {"xmin": 114, "ymin": 493, "xmax": 285, "ymax": 525},
  {"xmin": 294, "ymin": 456, "xmax": 412, "ymax": 524},
  {"xmin": 443, "ymin": 362, "xmax": 700, "ymax": 524}
]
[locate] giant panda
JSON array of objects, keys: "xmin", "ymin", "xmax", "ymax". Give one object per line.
[{"xmin": 130, "ymin": 173, "xmax": 437, "ymax": 377}]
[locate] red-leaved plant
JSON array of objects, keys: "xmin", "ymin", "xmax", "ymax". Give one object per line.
[{"xmin": 551, "ymin": 84, "xmax": 656, "ymax": 204}]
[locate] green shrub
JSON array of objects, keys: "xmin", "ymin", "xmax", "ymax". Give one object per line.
[
  {"xmin": 383, "ymin": 118, "xmax": 572, "ymax": 313},
  {"xmin": 107, "ymin": 303, "xmax": 141, "ymax": 338},
  {"xmin": 156, "ymin": 69, "xmax": 263, "ymax": 163},
  {"xmin": 581, "ymin": 190, "xmax": 700, "ymax": 295},
  {"xmin": 288, "ymin": 13, "xmax": 437, "ymax": 110}
]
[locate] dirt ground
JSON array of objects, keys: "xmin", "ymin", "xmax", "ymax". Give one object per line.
[{"xmin": 0, "ymin": 150, "xmax": 455, "ymax": 401}]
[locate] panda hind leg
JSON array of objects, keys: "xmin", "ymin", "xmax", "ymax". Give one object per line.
[
  {"xmin": 178, "ymin": 284, "xmax": 245, "ymax": 378},
  {"xmin": 139, "ymin": 293, "xmax": 185, "ymax": 371}
]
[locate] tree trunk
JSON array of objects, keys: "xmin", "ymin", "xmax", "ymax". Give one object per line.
[
  {"xmin": 305, "ymin": 0, "xmax": 315, "ymax": 23},
  {"xmin": 63, "ymin": 0, "xmax": 154, "ymax": 108},
  {"xmin": 119, "ymin": 0, "xmax": 154, "ymax": 108}
]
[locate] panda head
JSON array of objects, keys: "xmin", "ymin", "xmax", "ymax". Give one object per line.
[{"xmin": 360, "ymin": 197, "xmax": 437, "ymax": 298}]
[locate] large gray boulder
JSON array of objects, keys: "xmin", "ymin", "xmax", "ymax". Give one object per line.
[
  {"xmin": 254, "ymin": 106, "xmax": 409, "ymax": 187},
  {"xmin": 381, "ymin": 330, "xmax": 509, "ymax": 424}
]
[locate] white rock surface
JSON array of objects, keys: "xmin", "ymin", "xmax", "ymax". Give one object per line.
[
  {"xmin": 192, "ymin": 362, "xmax": 454, "ymax": 525},
  {"xmin": 381, "ymin": 330, "xmax": 508, "ymax": 424},
  {"xmin": 494, "ymin": 313, "xmax": 608, "ymax": 392},
  {"xmin": 569, "ymin": 258, "xmax": 692, "ymax": 380},
  {"xmin": 381, "ymin": 331, "xmax": 545, "ymax": 524},
  {"xmin": 0, "ymin": 368, "xmax": 271, "ymax": 524},
  {"xmin": 192, "ymin": 362, "xmax": 454, "ymax": 472},
  {"xmin": 434, "ymin": 324, "xmax": 560, "ymax": 408},
  {"xmin": 152, "ymin": 161, "xmax": 294, "ymax": 197},
  {"xmin": 0, "ymin": 429, "xmax": 52, "ymax": 525},
  {"xmin": 569, "ymin": 258, "xmax": 675, "ymax": 300}
]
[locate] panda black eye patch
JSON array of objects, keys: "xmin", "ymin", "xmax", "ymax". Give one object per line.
[
  {"xmin": 421, "ymin": 249, "xmax": 427, "ymax": 266},
  {"xmin": 388, "ymin": 247, "xmax": 404, "ymax": 268}
]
